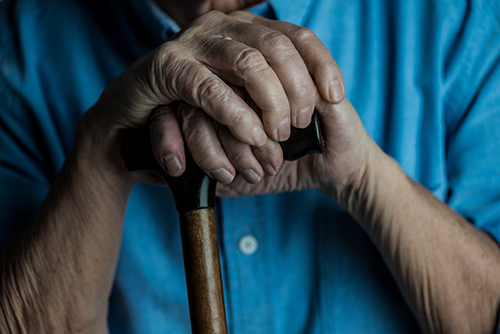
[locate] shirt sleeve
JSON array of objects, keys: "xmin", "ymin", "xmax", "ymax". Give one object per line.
[
  {"xmin": 0, "ymin": 80, "xmax": 60, "ymax": 247},
  {"xmin": 444, "ymin": 2, "xmax": 500, "ymax": 244},
  {"xmin": 0, "ymin": 0, "xmax": 75, "ymax": 248}
]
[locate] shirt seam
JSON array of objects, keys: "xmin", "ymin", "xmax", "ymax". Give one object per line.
[{"xmin": 445, "ymin": 2, "xmax": 500, "ymax": 120}]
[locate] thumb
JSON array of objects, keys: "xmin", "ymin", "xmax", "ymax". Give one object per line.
[{"xmin": 149, "ymin": 105, "xmax": 186, "ymax": 177}]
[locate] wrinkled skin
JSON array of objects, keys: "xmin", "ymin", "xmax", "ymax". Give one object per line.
[{"xmin": 83, "ymin": 10, "xmax": 347, "ymax": 189}]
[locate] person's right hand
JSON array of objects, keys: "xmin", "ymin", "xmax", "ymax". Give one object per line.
[{"xmin": 77, "ymin": 10, "xmax": 344, "ymax": 185}]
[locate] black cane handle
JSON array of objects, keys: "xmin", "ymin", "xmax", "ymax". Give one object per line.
[
  {"xmin": 123, "ymin": 127, "xmax": 217, "ymax": 212},
  {"xmin": 280, "ymin": 111, "xmax": 324, "ymax": 161}
]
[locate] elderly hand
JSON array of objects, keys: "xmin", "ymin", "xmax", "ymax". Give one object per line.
[{"xmin": 77, "ymin": 10, "xmax": 344, "ymax": 185}]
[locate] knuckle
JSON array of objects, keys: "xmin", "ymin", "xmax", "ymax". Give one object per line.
[
  {"xmin": 230, "ymin": 150, "xmax": 250, "ymax": 167},
  {"xmin": 260, "ymin": 31, "xmax": 293, "ymax": 54},
  {"xmin": 196, "ymin": 10, "xmax": 226, "ymax": 27},
  {"xmin": 204, "ymin": 10, "xmax": 226, "ymax": 20},
  {"xmin": 149, "ymin": 106, "xmax": 171, "ymax": 124},
  {"xmin": 177, "ymin": 101, "xmax": 196, "ymax": 117},
  {"xmin": 195, "ymin": 75, "xmax": 230, "ymax": 108},
  {"xmin": 233, "ymin": 48, "xmax": 268, "ymax": 78},
  {"xmin": 224, "ymin": 108, "xmax": 248, "ymax": 130},
  {"xmin": 293, "ymin": 82, "xmax": 314, "ymax": 101},
  {"xmin": 169, "ymin": 59, "xmax": 196, "ymax": 97},
  {"xmin": 229, "ymin": 10, "xmax": 248, "ymax": 18},
  {"xmin": 267, "ymin": 142, "xmax": 284, "ymax": 165},
  {"xmin": 229, "ymin": 10, "xmax": 253, "ymax": 22},
  {"xmin": 291, "ymin": 26, "xmax": 316, "ymax": 44},
  {"xmin": 254, "ymin": 141, "xmax": 283, "ymax": 166},
  {"xmin": 178, "ymin": 107, "xmax": 205, "ymax": 137},
  {"xmin": 154, "ymin": 42, "xmax": 180, "ymax": 68},
  {"xmin": 177, "ymin": 11, "xmax": 228, "ymax": 42},
  {"xmin": 191, "ymin": 144, "xmax": 222, "ymax": 168},
  {"xmin": 152, "ymin": 43, "xmax": 191, "ymax": 96}
]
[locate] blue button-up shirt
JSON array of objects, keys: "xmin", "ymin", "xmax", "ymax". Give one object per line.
[{"xmin": 1, "ymin": 0, "xmax": 500, "ymax": 333}]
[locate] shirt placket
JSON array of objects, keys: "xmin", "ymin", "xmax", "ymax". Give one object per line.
[{"xmin": 217, "ymin": 196, "xmax": 275, "ymax": 334}]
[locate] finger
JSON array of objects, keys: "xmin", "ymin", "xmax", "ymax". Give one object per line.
[
  {"xmin": 177, "ymin": 102, "xmax": 236, "ymax": 184},
  {"xmin": 149, "ymin": 105, "xmax": 186, "ymax": 177},
  {"xmin": 252, "ymin": 140, "xmax": 283, "ymax": 176},
  {"xmin": 199, "ymin": 83, "xmax": 280, "ymax": 182},
  {"xmin": 232, "ymin": 12, "xmax": 345, "ymax": 104},
  {"xmin": 223, "ymin": 17, "xmax": 317, "ymax": 128},
  {"xmin": 226, "ymin": 86, "xmax": 283, "ymax": 176},
  {"xmin": 215, "ymin": 122, "xmax": 264, "ymax": 184},
  {"xmin": 228, "ymin": 83, "xmax": 263, "ymax": 118},
  {"xmin": 159, "ymin": 44, "xmax": 268, "ymax": 146},
  {"xmin": 194, "ymin": 37, "xmax": 291, "ymax": 141}
]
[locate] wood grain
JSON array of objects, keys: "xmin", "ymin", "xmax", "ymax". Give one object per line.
[{"xmin": 179, "ymin": 208, "xmax": 228, "ymax": 334}]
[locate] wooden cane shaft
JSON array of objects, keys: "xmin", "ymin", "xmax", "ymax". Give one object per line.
[{"xmin": 179, "ymin": 208, "xmax": 228, "ymax": 334}]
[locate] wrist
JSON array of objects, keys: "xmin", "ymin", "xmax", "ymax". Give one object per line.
[
  {"xmin": 330, "ymin": 145, "xmax": 405, "ymax": 224},
  {"xmin": 73, "ymin": 105, "xmax": 135, "ymax": 194}
]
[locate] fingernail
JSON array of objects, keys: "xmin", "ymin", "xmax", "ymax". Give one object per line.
[
  {"xmin": 239, "ymin": 169, "xmax": 261, "ymax": 184},
  {"xmin": 251, "ymin": 126, "xmax": 267, "ymax": 147},
  {"xmin": 278, "ymin": 119, "xmax": 290, "ymax": 142},
  {"xmin": 162, "ymin": 154, "xmax": 183, "ymax": 176},
  {"xmin": 297, "ymin": 108, "xmax": 311, "ymax": 128},
  {"xmin": 263, "ymin": 163, "xmax": 277, "ymax": 176},
  {"xmin": 330, "ymin": 79, "xmax": 344, "ymax": 103},
  {"xmin": 211, "ymin": 168, "xmax": 234, "ymax": 184}
]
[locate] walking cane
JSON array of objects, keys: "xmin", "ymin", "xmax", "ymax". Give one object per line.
[{"xmin": 122, "ymin": 111, "xmax": 324, "ymax": 334}]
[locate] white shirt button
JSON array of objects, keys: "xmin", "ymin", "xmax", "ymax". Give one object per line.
[{"xmin": 238, "ymin": 235, "xmax": 259, "ymax": 255}]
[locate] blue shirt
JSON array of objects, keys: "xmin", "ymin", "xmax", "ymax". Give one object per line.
[{"xmin": 1, "ymin": 0, "xmax": 500, "ymax": 333}]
